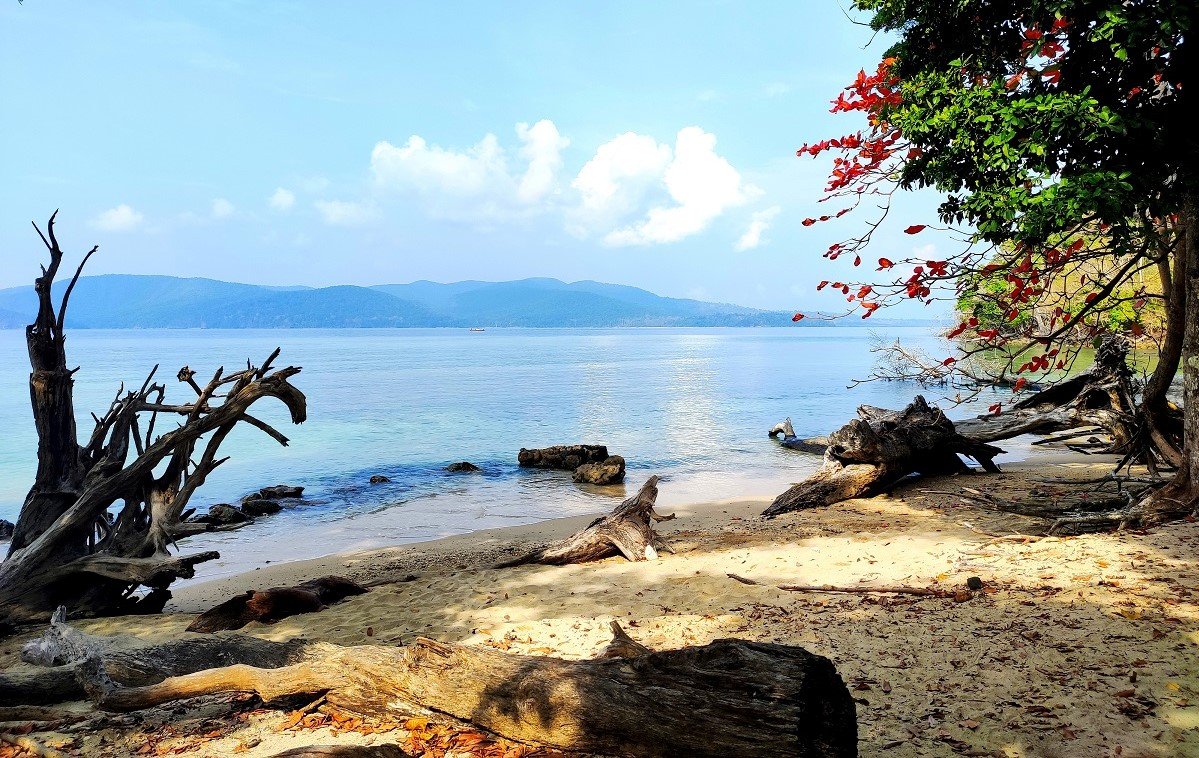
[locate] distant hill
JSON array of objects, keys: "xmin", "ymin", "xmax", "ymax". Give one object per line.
[{"xmin": 0, "ymin": 274, "xmax": 935, "ymax": 329}]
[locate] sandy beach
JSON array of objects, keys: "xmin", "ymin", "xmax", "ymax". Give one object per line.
[{"xmin": 2, "ymin": 452, "xmax": 1198, "ymax": 757}]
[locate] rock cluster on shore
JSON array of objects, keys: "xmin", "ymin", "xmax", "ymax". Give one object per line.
[
  {"xmin": 189, "ymin": 484, "xmax": 304, "ymax": 528},
  {"xmin": 518, "ymin": 445, "xmax": 626, "ymax": 485}
]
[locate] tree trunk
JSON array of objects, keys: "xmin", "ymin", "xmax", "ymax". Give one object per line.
[
  {"xmin": 764, "ymin": 396, "xmax": 1002, "ymax": 517},
  {"xmin": 1140, "ymin": 222, "xmax": 1188, "ymax": 466},
  {"xmin": 1140, "ymin": 190, "xmax": 1199, "ymax": 522},
  {"xmin": 495, "ymin": 476, "xmax": 675, "ymax": 566},
  {"xmin": 10, "ymin": 214, "xmax": 89, "ymax": 554},
  {"xmin": 768, "ymin": 418, "xmax": 829, "ymax": 454}
]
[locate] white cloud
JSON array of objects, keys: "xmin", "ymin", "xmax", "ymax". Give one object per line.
[
  {"xmin": 92, "ymin": 204, "xmax": 144, "ymax": 232},
  {"xmin": 736, "ymin": 205, "xmax": 781, "ymax": 251},
  {"xmin": 763, "ymin": 82, "xmax": 790, "ymax": 97},
  {"xmin": 211, "ymin": 198, "xmax": 235, "ymax": 219},
  {"xmin": 269, "ymin": 187, "xmax": 296, "ymax": 211},
  {"xmin": 569, "ymin": 132, "xmax": 672, "ymax": 234},
  {"xmin": 369, "ymin": 119, "xmax": 568, "ymax": 220},
  {"xmin": 314, "ymin": 199, "xmax": 377, "ymax": 226},
  {"xmin": 516, "ymin": 120, "xmax": 570, "ymax": 203},
  {"xmin": 601, "ymin": 127, "xmax": 760, "ymax": 246},
  {"xmin": 349, "ymin": 119, "xmax": 761, "ymax": 246}
]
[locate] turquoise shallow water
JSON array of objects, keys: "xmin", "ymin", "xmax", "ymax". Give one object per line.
[{"xmin": 0, "ymin": 327, "xmax": 1013, "ymax": 581}]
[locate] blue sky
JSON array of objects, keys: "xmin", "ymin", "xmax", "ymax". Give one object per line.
[{"xmin": 0, "ymin": 1, "xmax": 950, "ymax": 313}]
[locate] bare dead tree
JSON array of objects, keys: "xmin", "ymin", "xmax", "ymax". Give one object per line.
[{"xmin": 0, "ymin": 213, "xmax": 306, "ymax": 626}]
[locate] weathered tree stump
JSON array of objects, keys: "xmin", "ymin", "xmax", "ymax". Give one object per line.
[
  {"xmin": 496, "ymin": 476, "xmax": 675, "ymax": 566},
  {"xmin": 765, "ymin": 396, "xmax": 1003, "ymax": 518},
  {"xmin": 186, "ymin": 576, "xmax": 367, "ymax": 633}
]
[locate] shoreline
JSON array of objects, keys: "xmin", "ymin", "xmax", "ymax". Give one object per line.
[
  {"xmin": 167, "ymin": 446, "xmax": 1088, "ymax": 611},
  {"xmin": 168, "ymin": 493, "xmax": 772, "ymax": 613},
  {"xmin": 6, "ymin": 448, "xmax": 1197, "ymax": 756}
]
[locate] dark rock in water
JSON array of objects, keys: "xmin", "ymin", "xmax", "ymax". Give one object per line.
[
  {"xmin": 250, "ymin": 484, "xmax": 304, "ymax": 501},
  {"xmin": 446, "ymin": 461, "xmax": 481, "ymax": 473},
  {"xmin": 518, "ymin": 445, "xmax": 609, "ymax": 471},
  {"xmin": 208, "ymin": 503, "xmax": 251, "ymax": 524},
  {"xmin": 369, "ymin": 475, "xmax": 391, "ymax": 484},
  {"xmin": 573, "ymin": 455, "xmax": 626, "ymax": 485},
  {"xmin": 241, "ymin": 499, "xmax": 284, "ymax": 517},
  {"xmin": 0, "ymin": 519, "xmax": 13, "ymax": 540}
]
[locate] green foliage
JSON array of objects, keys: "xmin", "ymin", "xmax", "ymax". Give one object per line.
[{"xmin": 855, "ymin": 0, "xmax": 1195, "ymax": 247}]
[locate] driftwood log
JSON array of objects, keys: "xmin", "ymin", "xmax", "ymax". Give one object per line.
[
  {"xmin": 86, "ymin": 639, "xmax": 857, "ymax": 757},
  {"xmin": 764, "ymin": 396, "xmax": 1002, "ymax": 517},
  {"xmin": 496, "ymin": 476, "xmax": 675, "ymax": 566},
  {"xmin": 186, "ymin": 576, "xmax": 368, "ymax": 633},
  {"xmin": 768, "ymin": 418, "xmax": 829, "ymax": 454},
  {"xmin": 4, "ymin": 613, "xmax": 858, "ymax": 757}
]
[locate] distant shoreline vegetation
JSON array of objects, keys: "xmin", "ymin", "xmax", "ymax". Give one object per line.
[{"xmin": 0, "ymin": 275, "xmax": 938, "ymax": 330}]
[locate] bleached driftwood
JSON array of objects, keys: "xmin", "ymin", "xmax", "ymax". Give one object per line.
[{"xmin": 496, "ymin": 476, "xmax": 675, "ymax": 566}]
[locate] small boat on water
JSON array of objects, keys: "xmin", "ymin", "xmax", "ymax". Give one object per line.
[{"xmin": 469, "ymin": 327, "xmax": 486, "ymax": 332}]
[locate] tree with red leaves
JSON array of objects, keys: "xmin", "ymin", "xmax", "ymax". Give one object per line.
[{"xmin": 797, "ymin": 1, "xmax": 1197, "ymax": 524}]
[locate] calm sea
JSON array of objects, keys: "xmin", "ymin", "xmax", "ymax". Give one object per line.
[{"xmin": 0, "ymin": 327, "xmax": 1014, "ymax": 581}]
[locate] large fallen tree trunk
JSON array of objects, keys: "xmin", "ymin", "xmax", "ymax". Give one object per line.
[
  {"xmin": 5, "ymin": 613, "xmax": 858, "ymax": 757},
  {"xmin": 953, "ymin": 337, "xmax": 1152, "ymax": 451},
  {"xmin": 495, "ymin": 476, "xmax": 675, "ymax": 566},
  {"xmin": 764, "ymin": 396, "xmax": 1003, "ymax": 518},
  {"xmin": 0, "ymin": 213, "xmax": 307, "ymax": 627}
]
